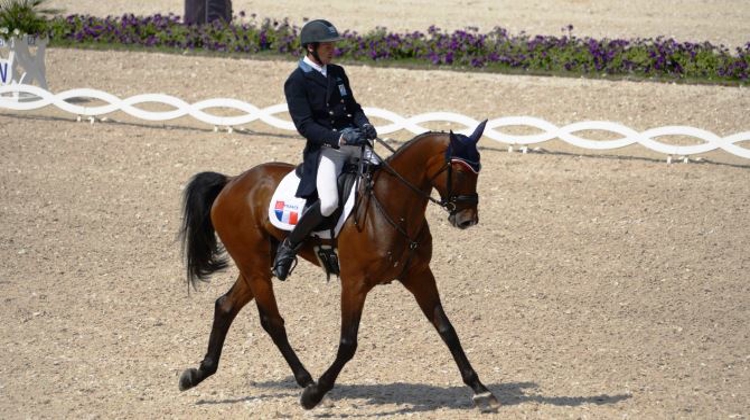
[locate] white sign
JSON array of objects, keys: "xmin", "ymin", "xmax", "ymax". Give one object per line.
[{"xmin": 0, "ymin": 36, "xmax": 47, "ymax": 91}]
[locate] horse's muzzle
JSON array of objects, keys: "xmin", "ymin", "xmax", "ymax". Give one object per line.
[{"xmin": 449, "ymin": 211, "xmax": 478, "ymax": 229}]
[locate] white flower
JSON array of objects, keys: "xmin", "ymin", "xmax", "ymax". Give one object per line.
[
  {"xmin": 0, "ymin": 27, "xmax": 10, "ymax": 35},
  {"xmin": 13, "ymin": 28, "xmax": 21, "ymax": 36}
]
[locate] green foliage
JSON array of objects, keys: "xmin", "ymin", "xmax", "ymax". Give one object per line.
[{"xmin": 0, "ymin": 0, "xmax": 60, "ymax": 38}]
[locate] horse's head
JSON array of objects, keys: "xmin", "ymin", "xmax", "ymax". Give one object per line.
[{"xmin": 433, "ymin": 120, "xmax": 487, "ymax": 229}]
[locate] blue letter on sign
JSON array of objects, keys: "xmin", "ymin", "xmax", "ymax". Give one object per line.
[{"xmin": 0, "ymin": 61, "xmax": 9, "ymax": 85}]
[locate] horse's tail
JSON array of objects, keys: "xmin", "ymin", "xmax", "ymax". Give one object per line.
[{"xmin": 179, "ymin": 171, "xmax": 230, "ymax": 289}]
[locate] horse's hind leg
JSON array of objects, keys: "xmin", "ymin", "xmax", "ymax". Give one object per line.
[
  {"xmin": 400, "ymin": 268, "xmax": 500, "ymax": 412},
  {"xmin": 179, "ymin": 274, "xmax": 254, "ymax": 391}
]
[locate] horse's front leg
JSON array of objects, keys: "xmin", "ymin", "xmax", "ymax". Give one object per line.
[
  {"xmin": 400, "ymin": 267, "xmax": 500, "ymax": 412},
  {"xmin": 251, "ymin": 276, "xmax": 315, "ymax": 388},
  {"xmin": 300, "ymin": 282, "xmax": 370, "ymax": 409},
  {"xmin": 179, "ymin": 274, "xmax": 254, "ymax": 391}
]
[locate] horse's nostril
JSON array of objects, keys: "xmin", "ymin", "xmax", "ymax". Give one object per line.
[{"xmin": 459, "ymin": 219, "xmax": 475, "ymax": 229}]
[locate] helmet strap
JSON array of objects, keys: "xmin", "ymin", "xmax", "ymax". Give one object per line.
[{"xmin": 307, "ymin": 43, "xmax": 323, "ymax": 66}]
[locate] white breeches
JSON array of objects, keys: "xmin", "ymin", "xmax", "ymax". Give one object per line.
[{"xmin": 317, "ymin": 145, "xmax": 361, "ymax": 217}]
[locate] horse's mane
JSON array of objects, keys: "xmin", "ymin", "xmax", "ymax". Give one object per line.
[{"xmin": 385, "ymin": 131, "xmax": 445, "ymax": 163}]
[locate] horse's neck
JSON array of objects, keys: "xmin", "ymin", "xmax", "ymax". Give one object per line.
[{"xmin": 375, "ymin": 134, "xmax": 445, "ymax": 215}]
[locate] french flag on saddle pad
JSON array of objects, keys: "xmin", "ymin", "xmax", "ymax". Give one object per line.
[{"xmin": 274, "ymin": 200, "xmax": 300, "ymax": 225}]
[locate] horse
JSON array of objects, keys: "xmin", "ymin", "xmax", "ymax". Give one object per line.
[{"xmin": 177, "ymin": 120, "xmax": 500, "ymax": 411}]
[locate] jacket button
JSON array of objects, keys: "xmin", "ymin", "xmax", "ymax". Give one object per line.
[
  {"xmin": 340, "ymin": 99, "xmax": 345, "ymax": 103},
  {"xmin": 346, "ymin": 114, "xmax": 352, "ymax": 118},
  {"xmin": 329, "ymin": 110, "xmax": 334, "ymax": 115}
]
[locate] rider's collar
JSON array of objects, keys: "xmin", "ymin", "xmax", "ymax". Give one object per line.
[{"xmin": 300, "ymin": 56, "xmax": 327, "ymax": 77}]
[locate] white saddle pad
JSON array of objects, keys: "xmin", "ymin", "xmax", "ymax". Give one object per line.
[{"xmin": 268, "ymin": 170, "xmax": 356, "ymax": 240}]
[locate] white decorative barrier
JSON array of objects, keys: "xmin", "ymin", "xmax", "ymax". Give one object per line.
[{"xmin": 1, "ymin": 84, "xmax": 749, "ymax": 161}]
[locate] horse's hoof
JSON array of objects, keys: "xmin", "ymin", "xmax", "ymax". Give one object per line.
[
  {"xmin": 473, "ymin": 391, "xmax": 500, "ymax": 412},
  {"xmin": 300, "ymin": 383, "xmax": 324, "ymax": 410},
  {"xmin": 179, "ymin": 368, "xmax": 200, "ymax": 391},
  {"xmin": 296, "ymin": 372, "xmax": 315, "ymax": 388}
]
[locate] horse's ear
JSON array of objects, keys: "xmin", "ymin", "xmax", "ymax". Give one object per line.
[
  {"xmin": 449, "ymin": 129, "xmax": 465, "ymax": 150},
  {"xmin": 449, "ymin": 129, "xmax": 460, "ymax": 145},
  {"xmin": 469, "ymin": 119, "xmax": 488, "ymax": 143}
]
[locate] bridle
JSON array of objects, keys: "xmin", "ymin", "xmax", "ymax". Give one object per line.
[
  {"xmin": 431, "ymin": 158, "xmax": 480, "ymax": 215},
  {"xmin": 366, "ymin": 139, "xmax": 480, "ymax": 216}
]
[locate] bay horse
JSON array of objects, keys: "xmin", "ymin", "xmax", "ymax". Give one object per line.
[{"xmin": 177, "ymin": 120, "xmax": 500, "ymax": 411}]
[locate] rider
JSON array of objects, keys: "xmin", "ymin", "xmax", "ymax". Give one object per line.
[{"xmin": 272, "ymin": 19, "xmax": 378, "ymax": 281}]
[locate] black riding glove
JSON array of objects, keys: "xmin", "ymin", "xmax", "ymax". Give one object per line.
[
  {"xmin": 361, "ymin": 123, "xmax": 378, "ymax": 140},
  {"xmin": 340, "ymin": 127, "xmax": 368, "ymax": 146}
]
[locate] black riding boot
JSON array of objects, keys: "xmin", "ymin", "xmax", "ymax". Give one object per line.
[{"xmin": 272, "ymin": 200, "xmax": 325, "ymax": 280}]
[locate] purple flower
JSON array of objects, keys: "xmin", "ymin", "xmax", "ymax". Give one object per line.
[{"xmin": 43, "ymin": 13, "xmax": 747, "ymax": 82}]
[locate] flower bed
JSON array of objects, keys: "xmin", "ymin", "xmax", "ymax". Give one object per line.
[{"xmin": 42, "ymin": 12, "xmax": 750, "ymax": 84}]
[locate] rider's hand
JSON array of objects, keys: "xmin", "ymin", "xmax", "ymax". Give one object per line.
[
  {"xmin": 361, "ymin": 123, "xmax": 378, "ymax": 140},
  {"xmin": 340, "ymin": 128, "xmax": 367, "ymax": 146}
]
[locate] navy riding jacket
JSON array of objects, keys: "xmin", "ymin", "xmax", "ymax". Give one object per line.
[{"xmin": 284, "ymin": 60, "xmax": 370, "ymax": 199}]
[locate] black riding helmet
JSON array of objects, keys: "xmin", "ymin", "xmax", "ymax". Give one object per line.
[{"xmin": 300, "ymin": 19, "xmax": 343, "ymax": 47}]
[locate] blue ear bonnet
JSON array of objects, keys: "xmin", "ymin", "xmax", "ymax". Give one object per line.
[{"xmin": 446, "ymin": 133, "xmax": 482, "ymax": 173}]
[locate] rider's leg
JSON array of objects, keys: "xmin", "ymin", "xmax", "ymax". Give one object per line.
[
  {"xmin": 316, "ymin": 148, "xmax": 344, "ymax": 217},
  {"xmin": 272, "ymin": 149, "xmax": 342, "ymax": 280},
  {"xmin": 319, "ymin": 144, "xmax": 364, "ymax": 215}
]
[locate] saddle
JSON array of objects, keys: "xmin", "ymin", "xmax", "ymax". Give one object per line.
[
  {"xmin": 270, "ymin": 164, "xmax": 359, "ymax": 238},
  {"xmin": 268, "ymin": 163, "xmax": 361, "ymax": 280}
]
